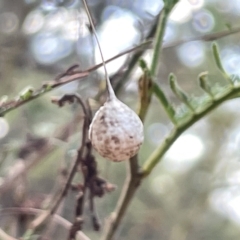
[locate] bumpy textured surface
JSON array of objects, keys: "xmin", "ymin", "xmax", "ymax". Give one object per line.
[{"xmin": 89, "ymin": 98, "xmax": 144, "ymax": 162}]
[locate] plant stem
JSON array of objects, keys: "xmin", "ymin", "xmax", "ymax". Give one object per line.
[
  {"xmin": 101, "ymin": 4, "xmax": 175, "ymax": 240},
  {"xmin": 150, "ymin": 7, "xmax": 176, "ymax": 124},
  {"xmin": 150, "ymin": 9, "xmax": 169, "ymax": 76},
  {"xmin": 101, "ymin": 156, "xmax": 141, "ymax": 240},
  {"xmin": 142, "ymin": 85, "xmax": 240, "ymax": 176},
  {"xmin": 101, "ymin": 61, "xmax": 153, "ymax": 240},
  {"xmin": 153, "ymin": 82, "xmax": 176, "ymax": 123},
  {"xmin": 212, "ymin": 42, "xmax": 233, "ymax": 85}
]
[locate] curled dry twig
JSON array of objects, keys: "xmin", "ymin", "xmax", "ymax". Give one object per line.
[
  {"xmin": 21, "ymin": 94, "xmax": 116, "ymax": 240},
  {"xmin": 21, "ymin": 94, "xmax": 90, "ymax": 239}
]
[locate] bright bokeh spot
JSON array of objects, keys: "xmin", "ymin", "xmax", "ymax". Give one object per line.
[
  {"xmin": 232, "ymin": 0, "xmax": 240, "ymax": 15},
  {"xmin": 147, "ymin": 123, "xmax": 169, "ymax": 146},
  {"xmin": 33, "ymin": 122, "xmax": 56, "ymax": 137},
  {"xmin": 31, "ymin": 32, "xmax": 73, "ymax": 64},
  {"xmin": 221, "ymin": 47, "xmax": 240, "ymax": 76},
  {"xmin": 170, "ymin": 0, "xmax": 206, "ymax": 23},
  {"xmin": 151, "ymin": 174, "xmax": 175, "ymax": 195},
  {"xmin": 40, "ymin": 0, "xmax": 57, "ymax": 11},
  {"xmin": 210, "ymin": 188, "xmax": 240, "ymax": 225},
  {"xmin": 24, "ymin": 0, "xmax": 37, "ymax": 3},
  {"xmin": 228, "ymin": 196, "xmax": 240, "ymax": 224},
  {"xmin": 44, "ymin": 8, "xmax": 69, "ymax": 31},
  {"xmin": 62, "ymin": 19, "xmax": 82, "ymax": 40},
  {"xmin": 214, "ymin": 0, "xmax": 233, "ymax": 13},
  {"xmin": 164, "ymin": 134, "xmax": 205, "ymax": 173},
  {"xmin": 192, "ymin": 9, "xmax": 215, "ymax": 32},
  {"xmin": 188, "ymin": 0, "xmax": 205, "ymax": 10},
  {"xmin": 227, "ymin": 170, "xmax": 240, "ymax": 185},
  {"xmin": 0, "ymin": 118, "xmax": 9, "ymax": 139},
  {"xmin": 177, "ymin": 41, "xmax": 205, "ymax": 67},
  {"xmin": 101, "ymin": 5, "xmax": 124, "ymax": 22},
  {"xmin": 22, "ymin": 10, "xmax": 44, "ymax": 34},
  {"xmin": 95, "ymin": 9, "xmax": 141, "ymax": 75},
  {"xmin": 164, "ymin": 22, "xmax": 178, "ymax": 43},
  {"xmin": 169, "ymin": 0, "xmax": 192, "ymax": 23},
  {"xmin": 132, "ymin": 0, "xmax": 164, "ymax": 20},
  {"xmin": 61, "ymin": 9, "xmax": 89, "ymax": 40},
  {"xmin": 0, "ymin": 12, "xmax": 19, "ymax": 34}
]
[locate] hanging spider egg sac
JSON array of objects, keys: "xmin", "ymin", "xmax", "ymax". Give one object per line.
[{"xmin": 89, "ymin": 97, "xmax": 144, "ymax": 162}]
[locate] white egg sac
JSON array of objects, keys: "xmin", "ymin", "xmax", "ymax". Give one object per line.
[{"xmin": 89, "ymin": 98, "xmax": 144, "ymax": 162}]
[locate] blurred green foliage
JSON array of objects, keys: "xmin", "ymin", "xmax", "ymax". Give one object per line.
[{"xmin": 1, "ymin": 0, "xmax": 240, "ymax": 240}]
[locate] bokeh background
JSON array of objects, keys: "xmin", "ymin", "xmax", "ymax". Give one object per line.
[{"xmin": 1, "ymin": 0, "xmax": 240, "ymax": 239}]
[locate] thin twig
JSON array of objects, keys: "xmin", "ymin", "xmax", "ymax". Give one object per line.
[
  {"xmin": 0, "ymin": 41, "xmax": 150, "ymax": 116},
  {"xmin": 1, "ymin": 25, "xmax": 240, "ymax": 116},
  {"xmin": 22, "ymin": 94, "xmax": 90, "ymax": 239},
  {"xmin": 163, "ymin": 26, "xmax": 240, "ymax": 49},
  {"xmin": 89, "ymin": 190, "xmax": 100, "ymax": 231},
  {"xmin": 69, "ymin": 143, "xmax": 113, "ymax": 238},
  {"xmin": 68, "ymin": 146, "xmax": 90, "ymax": 239},
  {"xmin": 113, "ymin": 26, "xmax": 240, "ymax": 95}
]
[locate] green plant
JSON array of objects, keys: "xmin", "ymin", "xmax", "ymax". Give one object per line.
[{"xmin": 1, "ymin": 1, "xmax": 240, "ymax": 240}]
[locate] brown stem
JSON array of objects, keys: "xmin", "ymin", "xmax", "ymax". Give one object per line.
[{"xmin": 101, "ymin": 156, "xmax": 141, "ymax": 240}]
